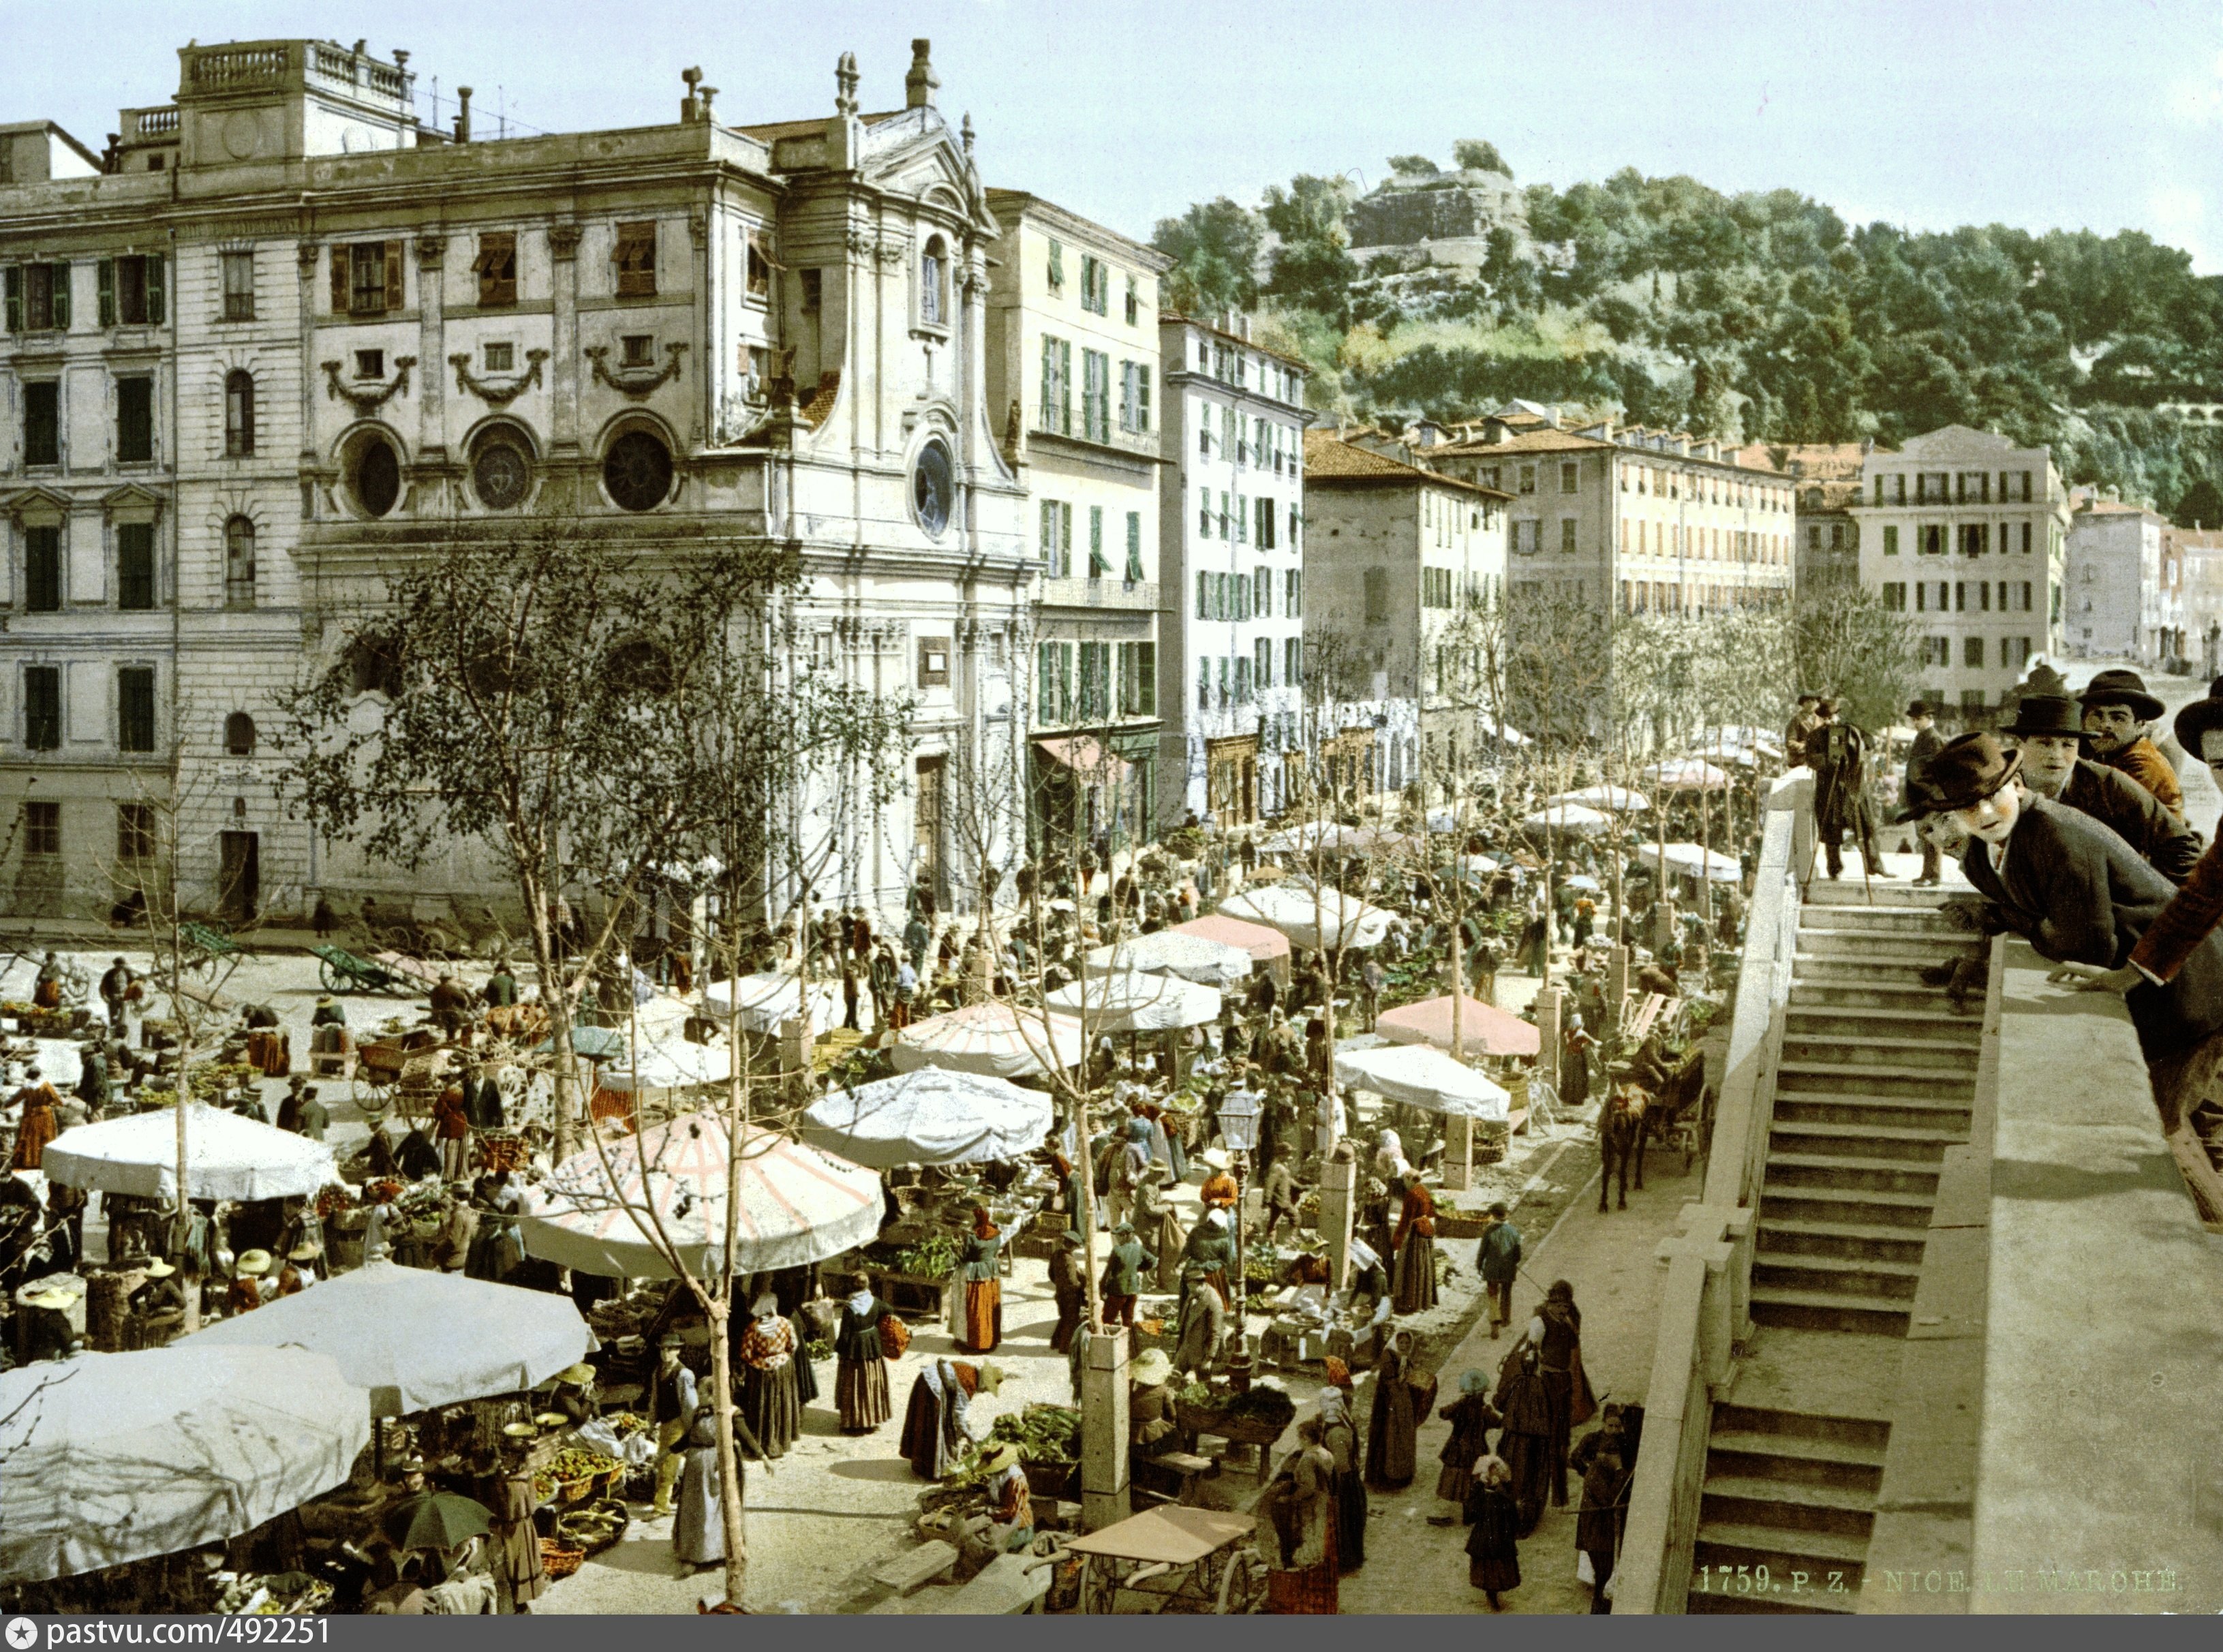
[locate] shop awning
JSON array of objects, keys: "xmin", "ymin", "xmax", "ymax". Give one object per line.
[{"xmin": 1036, "ymin": 735, "xmax": 1129, "ymax": 774}]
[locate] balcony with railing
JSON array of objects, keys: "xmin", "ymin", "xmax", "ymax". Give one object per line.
[{"xmin": 1040, "ymin": 577, "xmax": 1158, "ymax": 611}]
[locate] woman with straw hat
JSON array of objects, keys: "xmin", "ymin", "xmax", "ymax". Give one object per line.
[
  {"xmin": 228, "ymin": 1249, "xmax": 272, "ymax": 1317},
  {"xmin": 981, "ymin": 1441, "xmax": 1032, "ymax": 1552}
]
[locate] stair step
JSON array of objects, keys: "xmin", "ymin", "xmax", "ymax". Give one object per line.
[
  {"xmin": 1765, "ymin": 1152, "xmax": 1942, "ymax": 1195},
  {"xmin": 1780, "ymin": 1035, "xmax": 1979, "ymax": 1071},
  {"xmin": 1753, "ymin": 1217, "xmax": 1931, "ymax": 1263},
  {"xmin": 1701, "ymin": 1475, "xmax": 1878, "ymax": 1538},
  {"xmin": 1783, "ymin": 1005, "xmax": 1982, "ymax": 1041},
  {"xmin": 1788, "ymin": 981, "xmax": 1976, "ymax": 1015},
  {"xmin": 1754, "ymin": 1252, "xmax": 1922, "ymax": 1300},
  {"xmin": 1792, "ymin": 960, "xmax": 1967, "ymax": 991},
  {"xmin": 1772, "ymin": 1095, "xmax": 1974, "ymax": 1130},
  {"xmin": 1768, "ymin": 1120, "xmax": 1965, "ymax": 1161},
  {"xmin": 1696, "ymin": 1519, "xmax": 1871, "ymax": 1566},
  {"xmin": 1796, "ymin": 928, "xmax": 1982, "ymax": 956},
  {"xmin": 1805, "ymin": 881, "xmax": 1954, "ymax": 908},
  {"xmin": 1749, "ymin": 1287, "xmax": 1913, "ymax": 1335},
  {"xmin": 1707, "ymin": 1431, "xmax": 1888, "ymax": 1482},
  {"xmin": 1796, "ymin": 906, "xmax": 1962, "ymax": 934},
  {"xmin": 1759, "ymin": 1187, "xmax": 1937, "ymax": 1228},
  {"xmin": 1701, "ymin": 1472, "xmax": 1878, "ymax": 1514},
  {"xmin": 1774, "ymin": 1062, "xmax": 1975, "ymax": 1101}
]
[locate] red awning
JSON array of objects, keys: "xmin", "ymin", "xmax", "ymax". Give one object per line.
[{"xmin": 1035, "ymin": 735, "xmax": 1130, "ymax": 775}]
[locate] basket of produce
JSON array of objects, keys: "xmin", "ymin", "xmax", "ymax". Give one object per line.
[
  {"xmin": 1175, "ymin": 1382, "xmax": 1296, "ymax": 1445},
  {"xmin": 538, "ymin": 1538, "xmax": 586, "ymax": 1582},
  {"xmin": 314, "ymin": 1184, "xmax": 358, "ymax": 1221},
  {"xmin": 543, "ymin": 1445, "xmax": 619, "ymax": 1505},
  {"xmin": 554, "ymin": 1497, "xmax": 630, "ymax": 1556}
]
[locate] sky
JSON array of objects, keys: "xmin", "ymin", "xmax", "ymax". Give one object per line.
[{"xmin": 5, "ymin": 0, "xmax": 2222, "ymax": 270}]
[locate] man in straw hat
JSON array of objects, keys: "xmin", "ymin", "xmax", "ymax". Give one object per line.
[
  {"xmin": 2077, "ymin": 668, "xmax": 2184, "ymax": 820},
  {"xmin": 1929, "ymin": 731, "xmax": 2223, "ymax": 1128},
  {"xmin": 228, "ymin": 1249, "xmax": 273, "ymax": 1316},
  {"xmin": 1998, "ymin": 694, "xmax": 2199, "ymax": 883}
]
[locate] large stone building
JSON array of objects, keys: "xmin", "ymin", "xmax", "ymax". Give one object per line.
[
  {"xmin": 0, "ymin": 36, "xmax": 1032, "ymax": 926},
  {"xmin": 1155, "ymin": 313, "xmax": 1310, "ymax": 826},
  {"xmin": 1300, "ymin": 430, "xmax": 1507, "ymax": 800},
  {"xmin": 1852, "ymin": 426, "xmax": 2069, "ymax": 715},
  {"xmin": 1424, "ymin": 412, "xmax": 1797, "ymax": 618},
  {"xmin": 2064, "ymin": 491, "xmax": 2171, "ymax": 662},
  {"xmin": 983, "ymin": 190, "xmax": 1166, "ymax": 855}
]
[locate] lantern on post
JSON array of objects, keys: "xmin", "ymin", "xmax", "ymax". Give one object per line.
[{"xmin": 1216, "ymin": 1088, "xmax": 1263, "ymax": 1322}]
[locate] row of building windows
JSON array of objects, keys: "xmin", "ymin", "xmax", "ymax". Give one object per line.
[
  {"xmin": 14, "ymin": 800, "xmax": 157, "ymax": 862},
  {"xmin": 1045, "ymin": 240, "xmax": 1142, "ymax": 327},
  {"xmin": 1917, "ymin": 636, "xmax": 2036, "ymax": 670},
  {"xmin": 1195, "ymin": 568, "xmax": 1302, "ymax": 622},
  {"xmin": 1875, "ymin": 470, "xmax": 2040, "ymax": 506},
  {"xmin": 1421, "ymin": 568, "xmax": 1500, "ymax": 609},
  {"xmin": 3, "ymin": 255, "xmax": 168, "ymax": 333},
  {"xmin": 1186, "ymin": 335, "xmax": 1301, "ymax": 406},
  {"xmin": 1882, "ymin": 580, "xmax": 2038, "ymax": 613},
  {"xmin": 1037, "ymin": 502, "xmax": 1145, "ymax": 582},
  {"xmin": 1194, "ymin": 487, "xmax": 1298, "ymax": 549},
  {"xmin": 1619, "ymin": 581, "xmax": 1790, "ymax": 615},
  {"xmin": 1039, "ymin": 338, "xmax": 1152, "ymax": 440},
  {"xmin": 14, "ymin": 519, "xmax": 258, "ymax": 613},
  {"xmin": 1196, "ymin": 641, "xmax": 1303, "ymax": 708},
  {"xmin": 1036, "ymin": 639, "xmax": 1156, "ymax": 724},
  {"xmin": 10, "ymin": 664, "xmax": 185, "ymax": 752},
  {"xmin": 1196, "ymin": 405, "xmax": 1299, "ymax": 475},
  {"xmin": 1881, "ymin": 523, "xmax": 2039, "ymax": 557},
  {"xmin": 14, "ymin": 377, "xmax": 157, "ymax": 468}
]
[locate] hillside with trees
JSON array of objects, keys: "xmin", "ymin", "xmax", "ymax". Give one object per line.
[{"xmin": 1153, "ymin": 149, "xmax": 2223, "ymax": 519}]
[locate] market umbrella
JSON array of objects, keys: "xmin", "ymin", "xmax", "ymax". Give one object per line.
[
  {"xmin": 1166, "ymin": 915, "xmax": 1291, "ymax": 966},
  {"xmin": 518, "ymin": 1116, "xmax": 882, "ymax": 1280},
  {"xmin": 1047, "ymin": 970, "xmax": 1223, "ymax": 1033},
  {"xmin": 1644, "ymin": 759, "xmax": 1733, "ymax": 792},
  {"xmin": 187, "ymin": 1257, "xmax": 594, "ymax": 1416},
  {"xmin": 386, "ymin": 1491, "xmax": 493, "ymax": 1555},
  {"xmin": 1086, "ymin": 929, "xmax": 1254, "ymax": 987},
  {"xmin": 1548, "ymin": 784, "xmax": 1651, "ymax": 814},
  {"xmin": 801, "ymin": 1068, "xmax": 1053, "ymax": 1169},
  {"xmin": 1376, "ymin": 994, "xmax": 1543, "ymax": 1060},
  {"xmin": 532, "ymin": 1024, "xmax": 628, "ymax": 1062},
  {"xmin": 42, "ymin": 1105, "xmax": 336, "ymax": 1204},
  {"xmin": 1334, "ymin": 1045, "xmax": 1512, "ymax": 1121},
  {"xmin": 701, "ymin": 973, "xmax": 840, "ymax": 1035},
  {"xmin": 1562, "ymin": 873, "xmax": 1603, "ymax": 892},
  {"xmin": 891, "ymin": 1001, "xmax": 1086, "ymax": 1078},
  {"xmin": 0, "ymin": 1346, "xmax": 371, "ymax": 1585},
  {"xmin": 1519, "ymin": 803, "xmax": 1612, "ymax": 835},
  {"xmin": 599, "ymin": 1034, "xmax": 733, "ymax": 1092},
  {"xmin": 1218, "ymin": 884, "xmax": 1393, "ymax": 951},
  {"xmin": 1634, "ymin": 842, "xmax": 1743, "ymax": 884}
]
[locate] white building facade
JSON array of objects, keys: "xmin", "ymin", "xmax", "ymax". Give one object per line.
[
  {"xmin": 1154, "ymin": 313, "xmax": 1310, "ymax": 826},
  {"xmin": 2063, "ymin": 495, "xmax": 2168, "ymax": 662}
]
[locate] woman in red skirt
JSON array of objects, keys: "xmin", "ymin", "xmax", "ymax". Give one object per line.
[{"xmin": 958, "ymin": 1205, "xmax": 1002, "ymax": 1352}]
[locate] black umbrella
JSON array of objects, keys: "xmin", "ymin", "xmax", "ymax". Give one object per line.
[{"xmin": 384, "ymin": 1490, "xmax": 493, "ymax": 1554}]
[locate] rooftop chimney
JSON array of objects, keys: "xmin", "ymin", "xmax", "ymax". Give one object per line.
[
  {"xmin": 453, "ymin": 85, "xmax": 472, "ymax": 143},
  {"xmin": 681, "ymin": 66, "xmax": 702, "ymax": 123},
  {"xmin": 834, "ymin": 51, "xmax": 859, "ymax": 117},
  {"xmin": 906, "ymin": 39, "xmax": 939, "ymax": 109}
]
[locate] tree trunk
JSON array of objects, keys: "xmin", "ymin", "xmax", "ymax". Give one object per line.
[{"xmin": 705, "ymin": 1298, "xmax": 750, "ymax": 1604}]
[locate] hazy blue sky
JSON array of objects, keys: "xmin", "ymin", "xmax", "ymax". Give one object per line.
[{"xmin": 7, "ymin": 0, "xmax": 2221, "ymax": 269}]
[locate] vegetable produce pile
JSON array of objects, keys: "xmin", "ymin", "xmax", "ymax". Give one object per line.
[
  {"xmin": 1175, "ymin": 1383, "xmax": 1296, "ymax": 1433},
  {"xmin": 940, "ymin": 1405, "xmax": 1080, "ymax": 1490},
  {"xmin": 804, "ymin": 1338, "xmax": 833, "ymax": 1363},
  {"xmin": 541, "ymin": 1446, "xmax": 618, "ymax": 1489},
  {"xmin": 553, "ymin": 1499, "xmax": 628, "ymax": 1552},
  {"xmin": 1243, "ymin": 1242, "xmax": 1283, "ymax": 1285},
  {"xmin": 888, "ymin": 1234, "xmax": 960, "ymax": 1278},
  {"xmin": 314, "ymin": 1184, "xmax": 356, "ymax": 1220},
  {"xmin": 185, "ymin": 1061, "xmax": 258, "ymax": 1102}
]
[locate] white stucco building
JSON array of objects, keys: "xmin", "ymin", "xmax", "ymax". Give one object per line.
[{"xmin": 2063, "ymin": 493, "xmax": 2169, "ymax": 662}]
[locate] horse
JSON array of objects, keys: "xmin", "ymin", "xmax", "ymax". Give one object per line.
[{"xmin": 1598, "ymin": 1084, "xmax": 1648, "ymax": 1212}]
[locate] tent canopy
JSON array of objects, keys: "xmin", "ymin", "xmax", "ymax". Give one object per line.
[
  {"xmin": 1520, "ymin": 804, "xmax": 1612, "ymax": 835},
  {"xmin": 1634, "ymin": 841, "xmax": 1743, "ymax": 883},
  {"xmin": 42, "ymin": 1105, "xmax": 336, "ymax": 1204},
  {"xmin": 187, "ymin": 1257, "xmax": 594, "ymax": 1416},
  {"xmin": 1218, "ymin": 884, "xmax": 1393, "ymax": 951},
  {"xmin": 1644, "ymin": 759, "xmax": 1732, "ymax": 792},
  {"xmin": 520, "ymin": 1117, "xmax": 882, "ymax": 1280},
  {"xmin": 1166, "ymin": 915, "xmax": 1291, "ymax": 963},
  {"xmin": 802, "ymin": 1068, "xmax": 1053, "ymax": 1169},
  {"xmin": 891, "ymin": 1001, "xmax": 1085, "ymax": 1078},
  {"xmin": 1548, "ymin": 784, "xmax": 1651, "ymax": 814},
  {"xmin": 1334, "ymin": 1044, "xmax": 1512, "ymax": 1120},
  {"xmin": 1047, "ymin": 969, "xmax": 1223, "ymax": 1033},
  {"xmin": 1086, "ymin": 929, "xmax": 1254, "ymax": 988},
  {"xmin": 701, "ymin": 975, "xmax": 838, "ymax": 1035},
  {"xmin": 599, "ymin": 1035, "xmax": 733, "ymax": 1093},
  {"xmin": 1376, "ymin": 994, "xmax": 1542, "ymax": 1060},
  {"xmin": 0, "ymin": 1346, "xmax": 370, "ymax": 1584}
]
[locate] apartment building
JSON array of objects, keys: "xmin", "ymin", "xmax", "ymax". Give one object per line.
[
  {"xmin": 1426, "ymin": 413, "xmax": 1796, "ymax": 618},
  {"xmin": 2179, "ymin": 527, "xmax": 2223, "ymax": 676},
  {"xmin": 1155, "ymin": 312, "xmax": 1310, "ymax": 826},
  {"xmin": 0, "ymin": 37, "xmax": 1032, "ymax": 923},
  {"xmin": 1302, "ymin": 431, "xmax": 1507, "ymax": 800},
  {"xmin": 2064, "ymin": 493, "xmax": 2170, "ymax": 661},
  {"xmin": 984, "ymin": 190, "xmax": 1167, "ymax": 852},
  {"xmin": 1852, "ymin": 426, "xmax": 2069, "ymax": 714}
]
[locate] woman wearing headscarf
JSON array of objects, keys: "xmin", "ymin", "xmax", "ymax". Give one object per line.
[
  {"xmin": 958, "ymin": 1206, "xmax": 1002, "ymax": 1353},
  {"xmin": 1463, "ymin": 1456, "xmax": 1522, "ymax": 1609},
  {"xmin": 981, "ymin": 1442, "xmax": 1033, "ymax": 1553},
  {"xmin": 670, "ymin": 1409, "xmax": 737, "ymax": 1572},
  {"xmin": 1432, "ymin": 1369, "xmax": 1503, "ymax": 1523},
  {"xmin": 1392, "ymin": 1171, "xmax": 1438, "ymax": 1314},
  {"xmin": 1317, "ymin": 1364, "xmax": 1366, "ymax": 1573},
  {"xmin": 897, "ymin": 1358, "xmax": 999, "ymax": 1480},
  {"xmin": 1263, "ymin": 1416, "xmax": 1338, "ymax": 1613},
  {"xmin": 1363, "ymin": 1328, "xmax": 1438, "ymax": 1491},
  {"xmin": 1576, "ymin": 1441, "xmax": 1629, "ymax": 1612},
  {"xmin": 736, "ymin": 1293, "xmax": 802, "ymax": 1460},
  {"xmin": 833, "ymin": 1283, "xmax": 895, "ymax": 1434},
  {"xmin": 1492, "ymin": 1342, "xmax": 1554, "ymax": 1535},
  {"xmin": 1531, "ymin": 1280, "xmax": 1593, "ymax": 1508},
  {"xmin": 1133, "ymin": 1165, "xmax": 1186, "ymax": 1292}
]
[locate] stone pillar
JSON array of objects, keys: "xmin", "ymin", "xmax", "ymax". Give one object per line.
[
  {"xmin": 778, "ymin": 1014, "xmax": 810, "ymax": 1075},
  {"xmin": 547, "ymin": 221, "xmax": 583, "ymax": 469},
  {"xmin": 1440, "ymin": 1114, "xmax": 1473, "ymax": 1191},
  {"xmin": 1536, "ymin": 987, "xmax": 1563, "ymax": 1095},
  {"xmin": 1319, "ymin": 1148, "xmax": 1357, "ymax": 1294},
  {"xmin": 1653, "ymin": 898, "xmax": 1678, "ymax": 958},
  {"xmin": 1080, "ymin": 1327, "xmax": 1131, "ymax": 1532},
  {"xmin": 1608, "ymin": 945, "xmax": 1631, "ymax": 1032}
]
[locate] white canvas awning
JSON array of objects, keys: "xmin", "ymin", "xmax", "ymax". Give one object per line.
[
  {"xmin": 42, "ymin": 1105, "xmax": 337, "ymax": 1204},
  {"xmin": 803, "ymin": 1069, "xmax": 1054, "ymax": 1169},
  {"xmin": 1047, "ymin": 970, "xmax": 1223, "ymax": 1033},
  {"xmin": 1218, "ymin": 884, "xmax": 1393, "ymax": 951},
  {"xmin": 1086, "ymin": 929, "xmax": 1255, "ymax": 987},
  {"xmin": 891, "ymin": 1001, "xmax": 1086, "ymax": 1078},
  {"xmin": 1334, "ymin": 1044, "xmax": 1511, "ymax": 1120}
]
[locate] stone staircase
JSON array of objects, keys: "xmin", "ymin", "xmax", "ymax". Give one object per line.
[{"xmin": 1687, "ymin": 878, "xmax": 1979, "ymax": 1612}]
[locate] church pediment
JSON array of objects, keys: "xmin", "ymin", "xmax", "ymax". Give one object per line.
[
  {"xmin": 101, "ymin": 482, "xmax": 167, "ymax": 520},
  {"xmin": 3, "ymin": 485, "xmax": 73, "ymax": 523}
]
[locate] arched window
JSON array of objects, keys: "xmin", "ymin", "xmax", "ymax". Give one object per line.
[
  {"xmin": 224, "ymin": 517, "xmax": 256, "ymax": 610},
  {"xmin": 224, "ymin": 712, "xmax": 256, "ymax": 756},
  {"xmin": 224, "ymin": 370, "xmax": 255, "ymax": 457},
  {"xmin": 920, "ymin": 236, "xmax": 946, "ymax": 327}
]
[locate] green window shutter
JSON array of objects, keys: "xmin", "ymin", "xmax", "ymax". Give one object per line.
[
  {"xmin": 1041, "ymin": 499, "xmax": 1058, "ymax": 568},
  {"xmin": 1197, "ymin": 572, "xmax": 1209, "ymax": 618},
  {"xmin": 1040, "ymin": 337, "xmax": 1055, "ymax": 429},
  {"xmin": 1038, "ymin": 642, "xmax": 1055, "ymax": 722},
  {"xmin": 1060, "ymin": 341, "xmax": 1072, "ymax": 435},
  {"xmin": 4, "ymin": 267, "xmax": 19, "ymax": 333},
  {"xmin": 332, "ymin": 247, "xmax": 350, "ymax": 314},
  {"xmin": 97, "ymin": 260, "xmax": 115, "ymax": 328},
  {"xmin": 49, "ymin": 263, "xmax": 70, "ymax": 329},
  {"xmin": 1138, "ymin": 642, "xmax": 1154, "ymax": 716},
  {"xmin": 146, "ymin": 254, "xmax": 164, "ymax": 325},
  {"xmin": 1139, "ymin": 366, "xmax": 1150, "ymax": 431},
  {"xmin": 1125, "ymin": 512, "xmax": 1143, "ymax": 583},
  {"xmin": 1089, "ymin": 505, "xmax": 1107, "ymax": 577},
  {"xmin": 1059, "ymin": 502, "xmax": 1072, "ymax": 577}
]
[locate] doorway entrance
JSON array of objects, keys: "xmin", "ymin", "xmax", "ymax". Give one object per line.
[{"xmin": 219, "ymin": 831, "xmax": 259, "ymax": 924}]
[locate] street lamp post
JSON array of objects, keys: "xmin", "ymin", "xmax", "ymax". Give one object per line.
[{"xmin": 1217, "ymin": 1088, "xmax": 1263, "ymax": 1326}]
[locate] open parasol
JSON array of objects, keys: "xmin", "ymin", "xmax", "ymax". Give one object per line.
[
  {"xmin": 1548, "ymin": 784, "xmax": 1651, "ymax": 814},
  {"xmin": 701, "ymin": 973, "xmax": 840, "ymax": 1035},
  {"xmin": 518, "ymin": 1116, "xmax": 883, "ymax": 1280},
  {"xmin": 1047, "ymin": 969, "xmax": 1223, "ymax": 1033},
  {"xmin": 0, "ymin": 1346, "xmax": 371, "ymax": 1584},
  {"xmin": 891, "ymin": 1000, "xmax": 1086, "ymax": 1077},
  {"xmin": 42, "ymin": 1105, "xmax": 336, "ymax": 1204},
  {"xmin": 1634, "ymin": 841, "xmax": 1743, "ymax": 883},
  {"xmin": 1520, "ymin": 803, "xmax": 1612, "ymax": 836},
  {"xmin": 802, "ymin": 1068, "xmax": 1054, "ymax": 1169},
  {"xmin": 1166, "ymin": 914, "xmax": 1291, "ymax": 965},
  {"xmin": 1334, "ymin": 1044, "xmax": 1512, "ymax": 1120},
  {"xmin": 1376, "ymin": 994, "xmax": 1542, "ymax": 1060},
  {"xmin": 187, "ymin": 1257, "xmax": 594, "ymax": 1416},
  {"xmin": 1218, "ymin": 883, "xmax": 1393, "ymax": 951},
  {"xmin": 1644, "ymin": 759, "xmax": 1733, "ymax": 792},
  {"xmin": 1086, "ymin": 929, "xmax": 1255, "ymax": 987},
  {"xmin": 386, "ymin": 1490, "xmax": 493, "ymax": 1554}
]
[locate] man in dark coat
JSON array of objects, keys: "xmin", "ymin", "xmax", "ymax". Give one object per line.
[
  {"xmin": 1809, "ymin": 699, "xmax": 1883, "ymax": 881},
  {"xmin": 1784, "ymin": 693, "xmax": 1824, "ymax": 769},
  {"xmin": 2002, "ymin": 695, "xmax": 2201, "ymax": 883},
  {"xmin": 2079, "ymin": 669, "xmax": 2183, "ymax": 820},
  {"xmin": 1933, "ymin": 733, "xmax": 2223, "ymax": 1123},
  {"xmin": 1903, "ymin": 701, "xmax": 1946, "ymax": 886}
]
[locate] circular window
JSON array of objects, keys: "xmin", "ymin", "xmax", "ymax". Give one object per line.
[
  {"xmin": 604, "ymin": 430, "xmax": 673, "ymax": 513},
  {"xmin": 912, "ymin": 438, "xmax": 953, "ymax": 538},
  {"xmin": 472, "ymin": 438, "xmax": 532, "ymax": 510},
  {"xmin": 354, "ymin": 438, "xmax": 401, "ymax": 518}
]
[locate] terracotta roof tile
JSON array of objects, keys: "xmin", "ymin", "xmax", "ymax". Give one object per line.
[{"xmin": 1303, "ymin": 431, "xmax": 1506, "ymax": 496}]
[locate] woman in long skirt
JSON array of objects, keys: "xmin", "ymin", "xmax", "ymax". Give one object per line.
[
  {"xmin": 1494, "ymin": 1344, "xmax": 1555, "ymax": 1536},
  {"xmin": 1433, "ymin": 1370, "xmax": 1503, "ymax": 1520},
  {"xmin": 1318, "ymin": 1373, "xmax": 1367, "ymax": 1574},
  {"xmin": 671, "ymin": 1411, "xmax": 739, "ymax": 1571},
  {"xmin": 736, "ymin": 1294, "xmax": 802, "ymax": 1460},
  {"xmin": 1464, "ymin": 1456, "xmax": 1522, "ymax": 1609},
  {"xmin": 1364, "ymin": 1330, "xmax": 1438, "ymax": 1491},
  {"xmin": 958, "ymin": 1206, "xmax": 1002, "ymax": 1353},
  {"xmin": 833, "ymin": 1286, "xmax": 894, "ymax": 1434},
  {"xmin": 1263, "ymin": 1418, "xmax": 1339, "ymax": 1613},
  {"xmin": 1391, "ymin": 1172, "xmax": 1438, "ymax": 1314}
]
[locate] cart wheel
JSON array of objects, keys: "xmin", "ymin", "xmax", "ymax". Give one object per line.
[{"xmin": 319, "ymin": 958, "xmax": 350, "ymax": 992}]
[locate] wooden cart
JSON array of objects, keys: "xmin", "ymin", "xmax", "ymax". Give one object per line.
[{"xmin": 1040, "ymin": 1506, "xmax": 1265, "ymax": 1615}]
